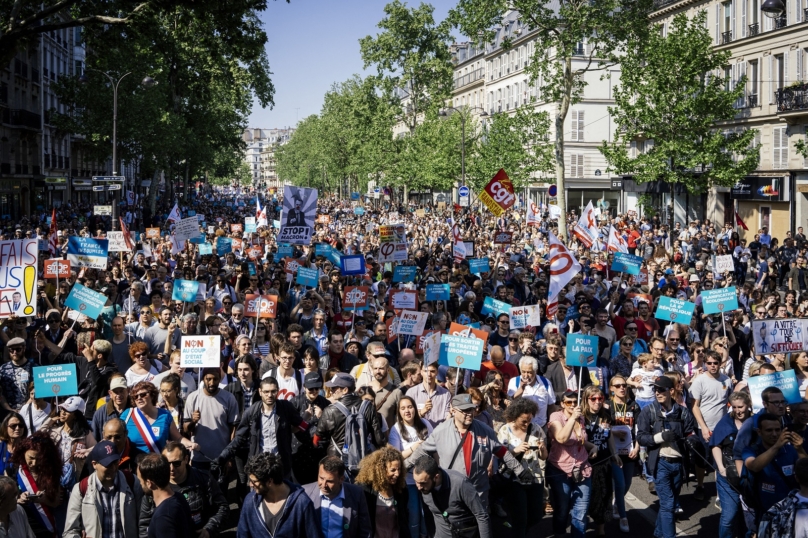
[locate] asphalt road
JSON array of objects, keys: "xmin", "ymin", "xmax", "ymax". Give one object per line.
[{"xmin": 218, "ymin": 469, "xmax": 722, "ymax": 537}]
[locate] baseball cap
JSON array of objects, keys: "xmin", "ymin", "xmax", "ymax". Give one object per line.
[
  {"xmin": 653, "ymin": 377, "xmax": 675, "ymax": 391},
  {"xmin": 452, "ymin": 393, "xmax": 476, "ymax": 411},
  {"xmin": 303, "ymin": 372, "xmax": 323, "ymax": 389},
  {"xmin": 89, "ymin": 440, "xmax": 121, "ymax": 467},
  {"xmin": 325, "ymin": 372, "xmax": 355, "ymax": 389},
  {"xmin": 109, "ymin": 377, "xmax": 127, "ymax": 391},
  {"xmin": 58, "ymin": 396, "xmax": 86, "ymax": 414}
]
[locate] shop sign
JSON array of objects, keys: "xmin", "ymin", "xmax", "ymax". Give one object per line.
[{"xmin": 731, "ymin": 177, "xmax": 789, "ymax": 202}]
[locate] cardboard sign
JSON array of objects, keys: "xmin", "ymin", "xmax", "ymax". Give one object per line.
[
  {"xmin": 510, "ymin": 305, "xmax": 541, "ymax": 329},
  {"xmin": 64, "ymin": 283, "xmax": 107, "ymax": 320},
  {"xmin": 398, "ymin": 310, "xmax": 428, "ymax": 336},
  {"xmin": 283, "ymin": 257, "xmax": 307, "ymax": 275},
  {"xmin": 494, "ymin": 231, "xmax": 513, "ymax": 245},
  {"xmin": 481, "ymin": 296, "xmax": 510, "ymax": 317},
  {"xmin": 702, "ymin": 286, "xmax": 739, "ymax": 314},
  {"xmin": 611, "ymin": 252, "xmax": 643, "ymax": 275},
  {"xmin": 748, "ymin": 370, "xmax": 802, "ymax": 411},
  {"xmin": 232, "ymin": 238, "xmax": 243, "ymax": 252},
  {"xmin": 106, "ymin": 231, "xmax": 133, "ymax": 252},
  {"xmin": 314, "ymin": 243, "xmax": 333, "ymax": 257},
  {"xmin": 393, "ymin": 266, "xmax": 417, "ymax": 283},
  {"xmin": 715, "ymin": 254, "xmax": 735, "ymax": 274},
  {"xmin": 316, "ymin": 215, "xmax": 331, "ymax": 224},
  {"xmin": 175, "ymin": 216, "xmax": 201, "ymax": 244},
  {"xmin": 469, "ymin": 258, "xmax": 490, "ymax": 275},
  {"xmin": 426, "ymin": 284, "xmax": 450, "ymax": 302},
  {"xmin": 416, "ymin": 330, "xmax": 438, "ymax": 355},
  {"xmin": 244, "ymin": 294, "xmax": 279, "ymax": 318},
  {"xmin": 33, "ymin": 364, "xmax": 78, "ymax": 398},
  {"xmin": 421, "ymin": 331, "xmax": 441, "ymax": 365},
  {"xmin": 296, "ymin": 267, "xmax": 319, "ymax": 288},
  {"xmin": 654, "ymin": 297, "xmax": 695, "ymax": 325},
  {"xmin": 198, "ymin": 243, "xmax": 213, "ymax": 255},
  {"xmin": 343, "ymin": 286, "xmax": 370, "ymax": 310},
  {"xmin": 565, "ymin": 333, "xmax": 599, "ymax": 367},
  {"xmin": 752, "ymin": 319, "xmax": 808, "ymax": 354},
  {"xmin": 386, "ymin": 315, "xmax": 399, "ymax": 344},
  {"xmin": 389, "ymin": 290, "xmax": 418, "ymax": 311},
  {"xmin": 0, "ymin": 239, "xmax": 38, "ymax": 318},
  {"xmin": 172, "ymin": 279, "xmax": 200, "ymax": 303},
  {"xmin": 67, "ymin": 237, "xmax": 109, "ymax": 270},
  {"xmin": 44, "ymin": 259, "xmax": 71, "ymax": 279},
  {"xmin": 180, "ymin": 335, "xmax": 222, "ymax": 367},
  {"xmin": 439, "ymin": 334, "xmax": 484, "ymax": 371}
]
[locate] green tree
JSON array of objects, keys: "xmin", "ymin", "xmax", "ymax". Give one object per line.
[
  {"xmin": 276, "ymin": 115, "xmax": 328, "ymax": 189},
  {"xmin": 450, "ymin": 0, "xmax": 653, "ymax": 238},
  {"xmin": 393, "ymin": 112, "xmax": 462, "ymax": 193},
  {"xmin": 600, "ymin": 11, "xmax": 759, "ymax": 195}
]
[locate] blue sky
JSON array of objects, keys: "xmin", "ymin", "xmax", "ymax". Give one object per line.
[{"xmin": 248, "ymin": 0, "xmax": 459, "ymax": 129}]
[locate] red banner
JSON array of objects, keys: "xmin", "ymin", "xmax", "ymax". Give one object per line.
[{"xmin": 478, "ymin": 169, "xmax": 515, "ymax": 216}]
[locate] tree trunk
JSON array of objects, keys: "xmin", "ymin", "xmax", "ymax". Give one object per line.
[
  {"xmin": 555, "ymin": 56, "xmax": 574, "ymax": 241},
  {"xmin": 147, "ymin": 169, "xmax": 160, "ymax": 216}
]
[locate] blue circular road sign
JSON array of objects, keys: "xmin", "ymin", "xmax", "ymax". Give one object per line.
[
  {"xmin": 548, "ymin": 185, "xmax": 558, "ymax": 197},
  {"xmin": 458, "ymin": 186, "xmax": 470, "ymax": 197}
]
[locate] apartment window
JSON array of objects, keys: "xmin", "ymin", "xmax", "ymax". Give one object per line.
[
  {"xmin": 570, "ymin": 110, "xmax": 585, "ymax": 141},
  {"xmin": 723, "ymin": 1, "xmax": 732, "ymax": 35},
  {"xmin": 776, "ymin": 54, "xmax": 785, "ymax": 91},
  {"xmin": 569, "ymin": 155, "xmax": 585, "ymax": 178},
  {"xmin": 773, "ymin": 126, "xmax": 788, "ymax": 169},
  {"xmin": 749, "ymin": 60, "xmax": 759, "ymax": 99}
]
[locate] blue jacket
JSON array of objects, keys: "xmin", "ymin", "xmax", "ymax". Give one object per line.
[{"xmin": 237, "ymin": 482, "xmax": 323, "ymax": 538}]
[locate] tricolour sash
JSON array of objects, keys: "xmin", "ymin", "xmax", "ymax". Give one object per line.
[{"xmin": 17, "ymin": 465, "xmax": 55, "ymax": 533}]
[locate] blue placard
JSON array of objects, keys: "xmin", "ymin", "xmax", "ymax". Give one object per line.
[
  {"xmin": 481, "ymin": 296, "xmax": 510, "ymax": 317},
  {"xmin": 354, "ymin": 206, "xmax": 366, "ymax": 216},
  {"xmin": 655, "ymin": 296, "xmax": 695, "ymax": 324},
  {"xmin": 198, "ymin": 243, "xmax": 213, "ymax": 255},
  {"xmin": 172, "ymin": 279, "xmax": 200, "ymax": 302},
  {"xmin": 216, "ymin": 238, "xmax": 233, "ymax": 256},
  {"xmin": 315, "ymin": 243, "xmax": 333, "ymax": 257},
  {"xmin": 747, "ymin": 370, "xmax": 802, "ymax": 412},
  {"xmin": 611, "ymin": 252, "xmax": 643, "ymax": 275},
  {"xmin": 189, "ymin": 236, "xmax": 206, "ymax": 245},
  {"xmin": 702, "ymin": 286, "xmax": 739, "ymax": 315},
  {"xmin": 340, "ymin": 255, "xmax": 366, "ymax": 276},
  {"xmin": 350, "ymin": 192, "xmax": 360, "ymax": 201},
  {"xmin": 439, "ymin": 334, "xmax": 484, "ymax": 371},
  {"xmin": 468, "ymin": 258, "xmax": 490, "ymax": 275},
  {"xmin": 459, "ymin": 186, "xmax": 470, "ymax": 197},
  {"xmin": 34, "ymin": 364, "xmax": 78, "ymax": 399},
  {"xmin": 66, "ymin": 237, "xmax": 109, "ymax": 269},
  {"xmin": 247, "ymin": 263, "xmax": 257, "ymax": 276},
  {"xmin": 426, "ymin": 284, "xmax": 451, "ymax": 301},
  {"xmin": 296, "ymin": 267, "xmax": 319, "ymax": 288},
  {"xmin": 63, "ymin": 283, "xmax": 107, "ymax": 320},
  {"xmin": 565, "ymin": 333, "xmax": 599, "ymax": 367},
  {"xmin": 245, "ymin": 222, "xmax": 257, "ymax": 233},
  {"xmin": 327, "ymin": 249, "xmax": 342, "ymax": 267},
  {"xmin": 274, "ymin": 244, "xmax": 294, "ymax": 263},
  {"xmin": 272, "ymin": 219, "xmax": 281, "ymax": 229},
  {"xmin": 393, "ymin": 266, "xmax": 417, "ymax": 283},
  {"xmin": 187, "ymin": 210, "xmax": 197, "ymax": 217},
  {"xmin": 563, "ymin": 305, "xmax": 581, "ymax": 323}
]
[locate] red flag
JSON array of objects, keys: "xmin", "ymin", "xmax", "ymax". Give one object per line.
[
  {"xmin": 735, "ymin": 211, "xmax": 748, "ymax": 231},
  {"xmin": 119, "ymin": 217, "xmax": 135, "ymax": 251},
  {"xmin": 48, "ymin": 208, "xmax": 59, "ymax": 256}
]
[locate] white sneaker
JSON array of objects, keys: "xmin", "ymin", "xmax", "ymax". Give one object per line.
[
  {"xmin": 619, "ymin": 518, "xmax": 630, "ymax": 533},
  {"xmin": 613, "ymin": 504, "xmax": 620, "ymax": 520}
]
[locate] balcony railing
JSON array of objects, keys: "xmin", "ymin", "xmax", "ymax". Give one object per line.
[
  {"xmin": 775, "ymin": 15, "xmax": 788, "ymax": 30},
  {"xmin": 775, "ymin": 84, "xmax": 808, "ymax": 113},
  {"xmin": 572, "ymin": 45, "xmax": 585, "ymax": 56},
  {"xmin": 721, "ymin": 31, "xmax": 732, "ymax": 44},
  {"xmin": 453, "ymin": 68, "xmax": 485, "ymax": 89},
  {"xmin": 748, "ymin": 22, "xmax": 760, "ymax": 36}
]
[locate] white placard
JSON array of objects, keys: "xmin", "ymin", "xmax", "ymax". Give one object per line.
[
  {"xmin": 174, "ymin": 216, "xmax": 200, "ymax": 244},
  {"xmin": 398, "ymin": 310, "xmax": 428, "ymax": 336},
  {"xmin": 106, "ymin": 231, "xmax": 132, "ymax": 252},
  {"xmin": 715, "ymin": 254, "xmax": 734, "ymax": 274},
  {"xmin": 510, "ymin": 305, "xmax": 541, "ymax": 329},
  {"xmin": 180, "ymin": 335, "xmax": 221, "ymax": 367}
]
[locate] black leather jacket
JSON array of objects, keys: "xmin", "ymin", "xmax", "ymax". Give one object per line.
[{"xmin": 316, "ymin": 393, "xmax": 386, "ymax": 457}]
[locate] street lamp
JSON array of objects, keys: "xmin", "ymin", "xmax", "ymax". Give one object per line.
[
  {"xmin": 761, "ymin": 0, "xmax": 786, "ymax": 17},
  {"xmin": 438, "ymin": 106, "xmax": 488, "ymax": 201},
  {"xmin": 79, "ymin": 70, "xmax": 156, "ymax": 229}
]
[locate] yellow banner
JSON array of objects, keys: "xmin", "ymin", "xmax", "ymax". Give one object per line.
[{"xmin": 479, "ymin": 190, "xmax": 505, "ymax": 216}]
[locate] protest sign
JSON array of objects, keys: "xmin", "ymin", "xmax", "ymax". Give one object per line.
[
  {"xmin": 315, "ymin": 243, "xmax": 333, "ymax": 257},
  {"xmin": 33, "ymin": 364, "xmax": 78, "ymax": 399},
  {"xmin": 448, "ymin": 323, "xmax": 488, "ymax": 351},
  {"xmin": 64, "ymin": 283, "xmax": 107, "ymax": 320},
  {"xmin": 421, "ymin": 331, "xmax": 441, "ymax": 366},
  {"xmin": 67, "ymin": 237, "xmax": 109, "ymax": 270},
  {"xmin": 232, "ymin": 238, "xmax": 243, "ymax": 252},
  {"xmin": 244, "ymin": 295, "xmax": 279, "ymax": 318},
  {"xmin": 386, "ymin": 316, "xmax": 398, "ymax": 344},
  {"xmin": 390, "ymin": 290, "xmax": 418, "ymax": 311},
  {"xmin": 198, "ymin": 243, "xmax": 213, "ymax": 255},
  {"xmin": 655, "ymin": 297, "xmax": 695, "ymax": 325},
  {"xmin": 340, "ymin": 255, "xmax": 366, "ymax": 276},
  {"xmin": 37, "ymin": 239, "xmax": 48, "ymax": 251},
  {"xmin": 296, "ymin": 267, "xmax": 319, "ymax": 288},
  {"xmin": 478, "ymin": 169, "xmax": 516, "ymax": 217},
  {"xmin": 494, "ymin": 231, "xmax": 513, "ymax": 245},
  {"xmin": 510, "ymin": 305, "xmax": 541, "ymax": 329},
  {"xmin": 426, "ymin": 284, "xmax": 450, "ymax": 302},
  {"xmin": 702, "ymin": 287, "xmax": 739, "ymax": 315},
  {"xmin": 354, "ymin": 206, "xmax": 365, "ymax": 216},
  {"xmin": 481, "ymin": 296, "xmax": 510, "ymax": 317},
  {"xmin": 565, "ymin": 334, "xmax": 599, "ymax": 367},
  {"xmin": 564, "ymin": 305, "xmax": 581, "ymax": 323},
  {"xmin": 180, "ymin": 335, "xmax": 222, "ymax": 368},
  {"xmin": 247, "ymin": 263, "xmax": 257, "ymax": 276},
  {"xmin": 378, "ymin": 224, "xmax": 408, "ymax": 263},
  {"xmin": 611, "ymin": 253, "xmax": 643, "ymax": 275},
  {"xmin": 393, "ymin": 266, "xmax": 417, "ymax": 283},
  {"xmin": 398, "ymin": 311, "xmax": 428, "ymax": 336},
  {"xmin": 343, "ymin": 286, "xmax": 370, "ymax": 310},
  {"xmin": 274, "ymin": 244, "xmax": 294, "ymax": 263},
  {"xmin": 175, "ymin": 216, "xmax": 201, "ymax": 244},
  {"xmin": 106, "ymin": 231, "xmax": 132, "ymax": 252},
  {"xmin": 189, "ymin": 237, "xmax": 206, "ymax": 245},
  {"xmin": 216, "ymin": 238, "xmax": 232, "ymax": 255},
  {"xmin": 44, "ymin": 259, "xmax": 70, "ymax": 279},
  {"xmin": 277, "ymin": 185, "xmax": 317, "ymax": 244},
  {"xmin": 230, "ymin": 223, "xmax": 243, "ymax": 234},
  {"xmin": 244, "ymin": 217, "xmax": 257, "ymax": 233},
  {"xmin": 748, "ymin": 370, "xmax": 802, "ymax": 412},
  {"xmin": 468, "ymin": 258, "xmax": 490, "ymax": 275},
  {"xmin": 145, "ymin": 228, "xmax": 161, "ymax": 239},
  {"xmin": 283, "ymin": 257, "xmax": 306, "ymax": 275},
  {"xmin": 0, "ymin": 239, "xmax": 38, "ymax": 318},
  {"xmin": 196, "ymin": 283, "xmax": 207, "ymax": 302},
  {"xmin": 752, "ymin": 319, "xmax": 808, "ymax": 354},
  {"xmin": 715, "ymin": 255, "xmax": 735, "ymax": 274},
  {"xmin": 463, "ymin": 241, "xmax": 474, "ymax": 258},
  {"xmin": 172, "ymin": 280, "xmax": 200, "ymax": 302},
  {"xmin": 207, "ymin": 226, "xmax": 215, "ymax": 234},
  {"xmin": 94, "ymin": 205, "xmax": 112, "ymax": 216},
  {"xmin": 439, "ymin": 335, "xmax": 484, "ymax": 371}
]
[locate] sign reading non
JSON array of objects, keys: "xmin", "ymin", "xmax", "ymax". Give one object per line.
[{"xmin": 180, "ymin": 335, "xmax": 222, "ymax": 367}]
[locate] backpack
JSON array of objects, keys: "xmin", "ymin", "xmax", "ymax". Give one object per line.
[
  {"xmin": 78, "ymin": 469, "xmax": 135, "ymax": 497},
  {"xmin": 332, "ymin": 400, "xmax": 375, "ymax": 478}
]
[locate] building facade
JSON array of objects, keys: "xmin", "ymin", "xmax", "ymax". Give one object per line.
[{"xmin": 242, "ymin": 127, "xmax": 294, "ymax": 191}]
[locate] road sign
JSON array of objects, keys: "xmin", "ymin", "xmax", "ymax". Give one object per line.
[
  {"xmin": 459, "ymin": 186, "xmax": 470, "ymax": 197},
  {"xmin": 94, "ymin": 205, "xmax": 112, "ymax": 216},
  {"xmin": 459, "ymin": 196, "xmax": 469, "ymax": 207},
  {"xmin": 374, "ymin": 187, "xmax": 381, "ymax": 193},
  {"xmin": 92, "ymin": 184, "xmax": 121, "ymax": 192},
  {"xmin": 548, "ymin": 185, "xmax": 558, "ymax": 197},
  {"xmin": 92, "ymin": 176, "xmax": 125, "ymax": 182}
]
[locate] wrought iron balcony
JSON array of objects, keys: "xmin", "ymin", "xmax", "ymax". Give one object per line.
[
  {"xmin": 775, "ymin": 84, "xmax": 808, "ymax": 113},
  {"xmin": 721, "ymin": 31, "xmax": 732, "ymax": 44},
  {"xmin": 748, "ymin": 22, "xmax": 760, "ymax": 36},
  {"xmin": 453, "ymin": 68, "xmax": 485, "ymax": 89},
  {"xmin": 775, "ymin": 15, "xmax": 788, "ymax": 30}
]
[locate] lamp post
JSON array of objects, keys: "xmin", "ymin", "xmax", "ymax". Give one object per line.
[
  {"xmin": 438, "ymin": 106, "xmax": 488, "ymax": 203},
  {"xmin": 79, "ymin": 70, "xmax": 155, "ymax": 230},
  {"xmin": 761, "ymin": 0, "xmax": 786, "ymax": 17}
]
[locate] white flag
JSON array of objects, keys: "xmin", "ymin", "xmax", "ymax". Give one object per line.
[
  {"xmin": 451, "ymin": 218, "xmax": 466, "ymax": 262},
  {"xmin": 526, "ymin": 201, "xmax": 541, "ymax": 227},
  {"xmin": 572, "ymin": 201, "xmax": 598, "ymax": 248},
  {"xmin": 606, "ymin": 225, "xmax": 629, "ymax": 253},
  {"xmin": 546, "ymin": 230, "xmax": 581, "ymax": 318},
  {"xmin": 167, "ymin": 203, "xmax": 181, "ymax": 223}
]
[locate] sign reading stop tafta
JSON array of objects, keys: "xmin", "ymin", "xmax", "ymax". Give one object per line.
[
  {"xmin": 244, "ymin": 294, "xmax": 278, "ymax": 318},
  {"xmin": 44, "ymin": 259, "xmax": 71, "ymax": 278}
]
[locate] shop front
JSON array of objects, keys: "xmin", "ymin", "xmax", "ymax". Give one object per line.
[
  {"xmin": 43, "ymin": 177, "xmax": 68, "ymax": 207},
  {"xmin": 71, "ymin": 179, "xmax": 93, "ymax": 203},
  {"xmin": 0, "ymin": 179, "xmax": 28, "ymax": 222},
  {"xmin": 731, "ymin": 175, "xmax": 791, "ymax": 241}
]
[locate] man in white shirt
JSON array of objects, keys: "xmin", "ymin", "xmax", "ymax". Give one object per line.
[{"xmin": 507, "ymin": 356, "xmax": 554, "ymax": 428}]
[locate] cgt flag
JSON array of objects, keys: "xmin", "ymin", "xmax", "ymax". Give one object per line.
[
  {"xmin": 478, "ymin": 169, "xmax": 516, "ymax": 217},
  {"xmin": 546, "ymin": 231, "xmax": 581, "ymax": 318},
  {"xmin": 572, "ymin": 201, "xmax": 598, "ymax": 248},
  {"xmin": 526, "ymin": 200, "xmax": 541, "ymax": 227},
  {"xmin": 606, "ymin": 225, "xmax": 629, "ymax": 253}
]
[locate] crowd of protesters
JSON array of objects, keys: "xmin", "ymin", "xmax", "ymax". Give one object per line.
[{"xmin": 0, "ymin": 187, "xmax": 805, "ymax": 538}]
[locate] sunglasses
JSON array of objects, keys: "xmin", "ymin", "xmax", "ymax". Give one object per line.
[
  {"xmin": 625, "ymin": 326, "xmax": 637, "ymax": 331},
  {"xmin": 588, "ymin": 397, "xmax": 604, "ymax": 402},
  {"xmin": 705, "ymin": 361, "xmax": 721, "ymax": 366},
  {"xmin": 134, "ymin": 352, "xmax": 148, "ymax": 358},
  {"xmin": 561, "ymin": 401, "xmax": 576, "ymax": 407},
  {"xmin": 508, "ymin": 338, "xmax": 519, "ymax": 342},
  {"xmin": 132, "ymin": 392, "xmax": 150, "ymax": 401},
  {"xmin": 7, "ymin": 347, "xmax": 24, "ymax": 353},
  {"xmin": 653, "ymin": 387, "xmax": 669, "ymax": 393},
  {"xmin": 7, "ymin": 423, "xmax": 23, "ymax": 430},
  {"xmin": 167, "ymin": 460, "xmax": 183, "ymax": 468},
  {"xmin": 47, "ymin": 317, "xmax": 60, "ymax": 322},
  {"xmin": 611, "ymin": 383, "xmax": 627, "ymax": 389}
]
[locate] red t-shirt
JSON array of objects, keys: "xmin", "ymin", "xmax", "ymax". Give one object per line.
[
  {"xmin": 475, "ymin": 360, "xmax": 520, "ymax": 387},
  {"xmin": 613, "ymin": 315, "xmax": 650, "ymax": 342}
]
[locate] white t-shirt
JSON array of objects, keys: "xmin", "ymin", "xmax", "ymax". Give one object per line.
[
  {"xmin": 275, "ymin": 373, "xmax": 300, "ymax": 401},
  {"xmin": 125, "ymin": 365, "xmax": 161, "ymax": 387},
  {"xmin": 388, "ymin": 421, "xmax": 434, "ymax": 485},
  {"xmin": 507, "ymin": 376, "xmax": 555, "ymax": 427},
  {"xmin": 630, "ymin": 366, "xmax": 663, "ymax": 400}
]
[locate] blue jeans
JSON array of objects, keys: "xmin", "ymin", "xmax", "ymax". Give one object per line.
[
  {"xmin": 547, "ymin": 464, "xmax": 591, "ymax": 538},
  {"xmin": 654, "ymin": 458, "xmax": 683, "ymax": 538},
  {"xmin": 611, "ymin": 456, "xmax": 636, "ymax": 518},
  {"xmin": 406, "ymin": 483, "xmax": 426, "ymax": 538},
  {"xmin": 716, "ymin": 473, "xmax": 741, "ymax": 538}
]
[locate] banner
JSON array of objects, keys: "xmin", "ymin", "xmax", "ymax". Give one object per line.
[
  {"xmin": 216, "ymin": 238, "xmax": 233, "ymax": 255},
  {"xmin": 315, "ymin": 243, "xmax": 333, "ymax": 257},
  {"xmin": 63, "ymin": 283, "xmax": 107, "ymax": 320},
  {"xmin": 392, "ymin": 266, "xmax": 417, "ymax": 283},
  {"xmin": 546, "ymin": 231, "xmax": 581, "ymax": 317},
  {"xmin": 277, "ymin": 185, "xmax": 317, "ymax": 244},
  {"xmin": 439, "ymin": 334, "xmax": 484, "ymax": 371},
  {"xmin": 389, "ymin": 290, "xmax": 418, "ymax": 311},
  {"xmin": 67, "ymin": 237, "xmax": 109, "ymax": 270},
  {"xmin": 0, "ymin": 239, "xmax": 38, "ymax": 317},
  {"xmin": 752, "ymin": 319, "xmax": 808, "ymax": 354},
  {"xmin": 180, "ymin": 335, "xmax": 222, "ymax": 368},
  {"xmin": 655, "ymin": 297, "xmax": 695, "ymax": 325},
  {"xmin": 611, "ymin": 252, "xmax": 643, "ymax": 275},
  {"xmin": 378, "ymin": 224, "xmax": 408, "ymax": 263},
  {"xmin": 715, "ymin": 254, "xmax": 735, "ymax": 274},
  {"xmin": 145, "ymin": 228, "xmax": 161, "ymax": 239},
  {"xmin": 33, "ymin": 364, "xmax": 78, "ymax": 399},
  {"xmin": 702, "ymin": 287, "xmax": 739, "ymax": 314},
  {"xmin": 481, "ymin": 296, "xmax": 510, "ymax": 317},
  {"xmin": 493, "ymin": 231, "xmax": 513, "ymax": 245},
  {"xmin": 398, "ymin": 311, "xmax": 428, "ymax": 336},
  {"xmin": 296, "ymin": 267, "xmax": 319, "ymax": 288},
  {"xmin": 606, "ymin": 225, "xmax": 629, "ymax": 253},
  {"xmin": 478, "ymin": 169, "xmax": 516, "ymax": 217},
  {"xmin": 106, "ymin": 231, "xmax": 133, "ymax": 252},
  {"xmin": 43, "ymin": 259, "xmax": 70, "ymax": 279},
  {"xmin": 748, "ymin": 370, "xmax": 802, "ymax": 412},
  {"xmin": 565, "ymin": 334, "xmax": 599, "ymax": 368},
  {"xmin": 342, "ymin": 286, "xmax": 370, "ymax": 310},
  {"xmin": 172, "ymin": 280, "xmax": 200, "ymax": 303},
  {"xmin": 572, "ymin": 201, "xmax": 598, "ymax": 248},
  {"xmin": 510, "ymin": 305, "xmax": 541, "ymax": 329},
  {"xmin": 244, "ymin": 295, "xmax": 279, "ymax": 318},
  {"xmin": 426, "ymin": 284, "xmax": 450, "ymax": 301},
  {"xmin": 174, "ymin": 216, "xmax": 201, "ymax": 244},
  {"xmin": 468, "ymin": 258, "xmax": 490, "ymax": 275}
]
